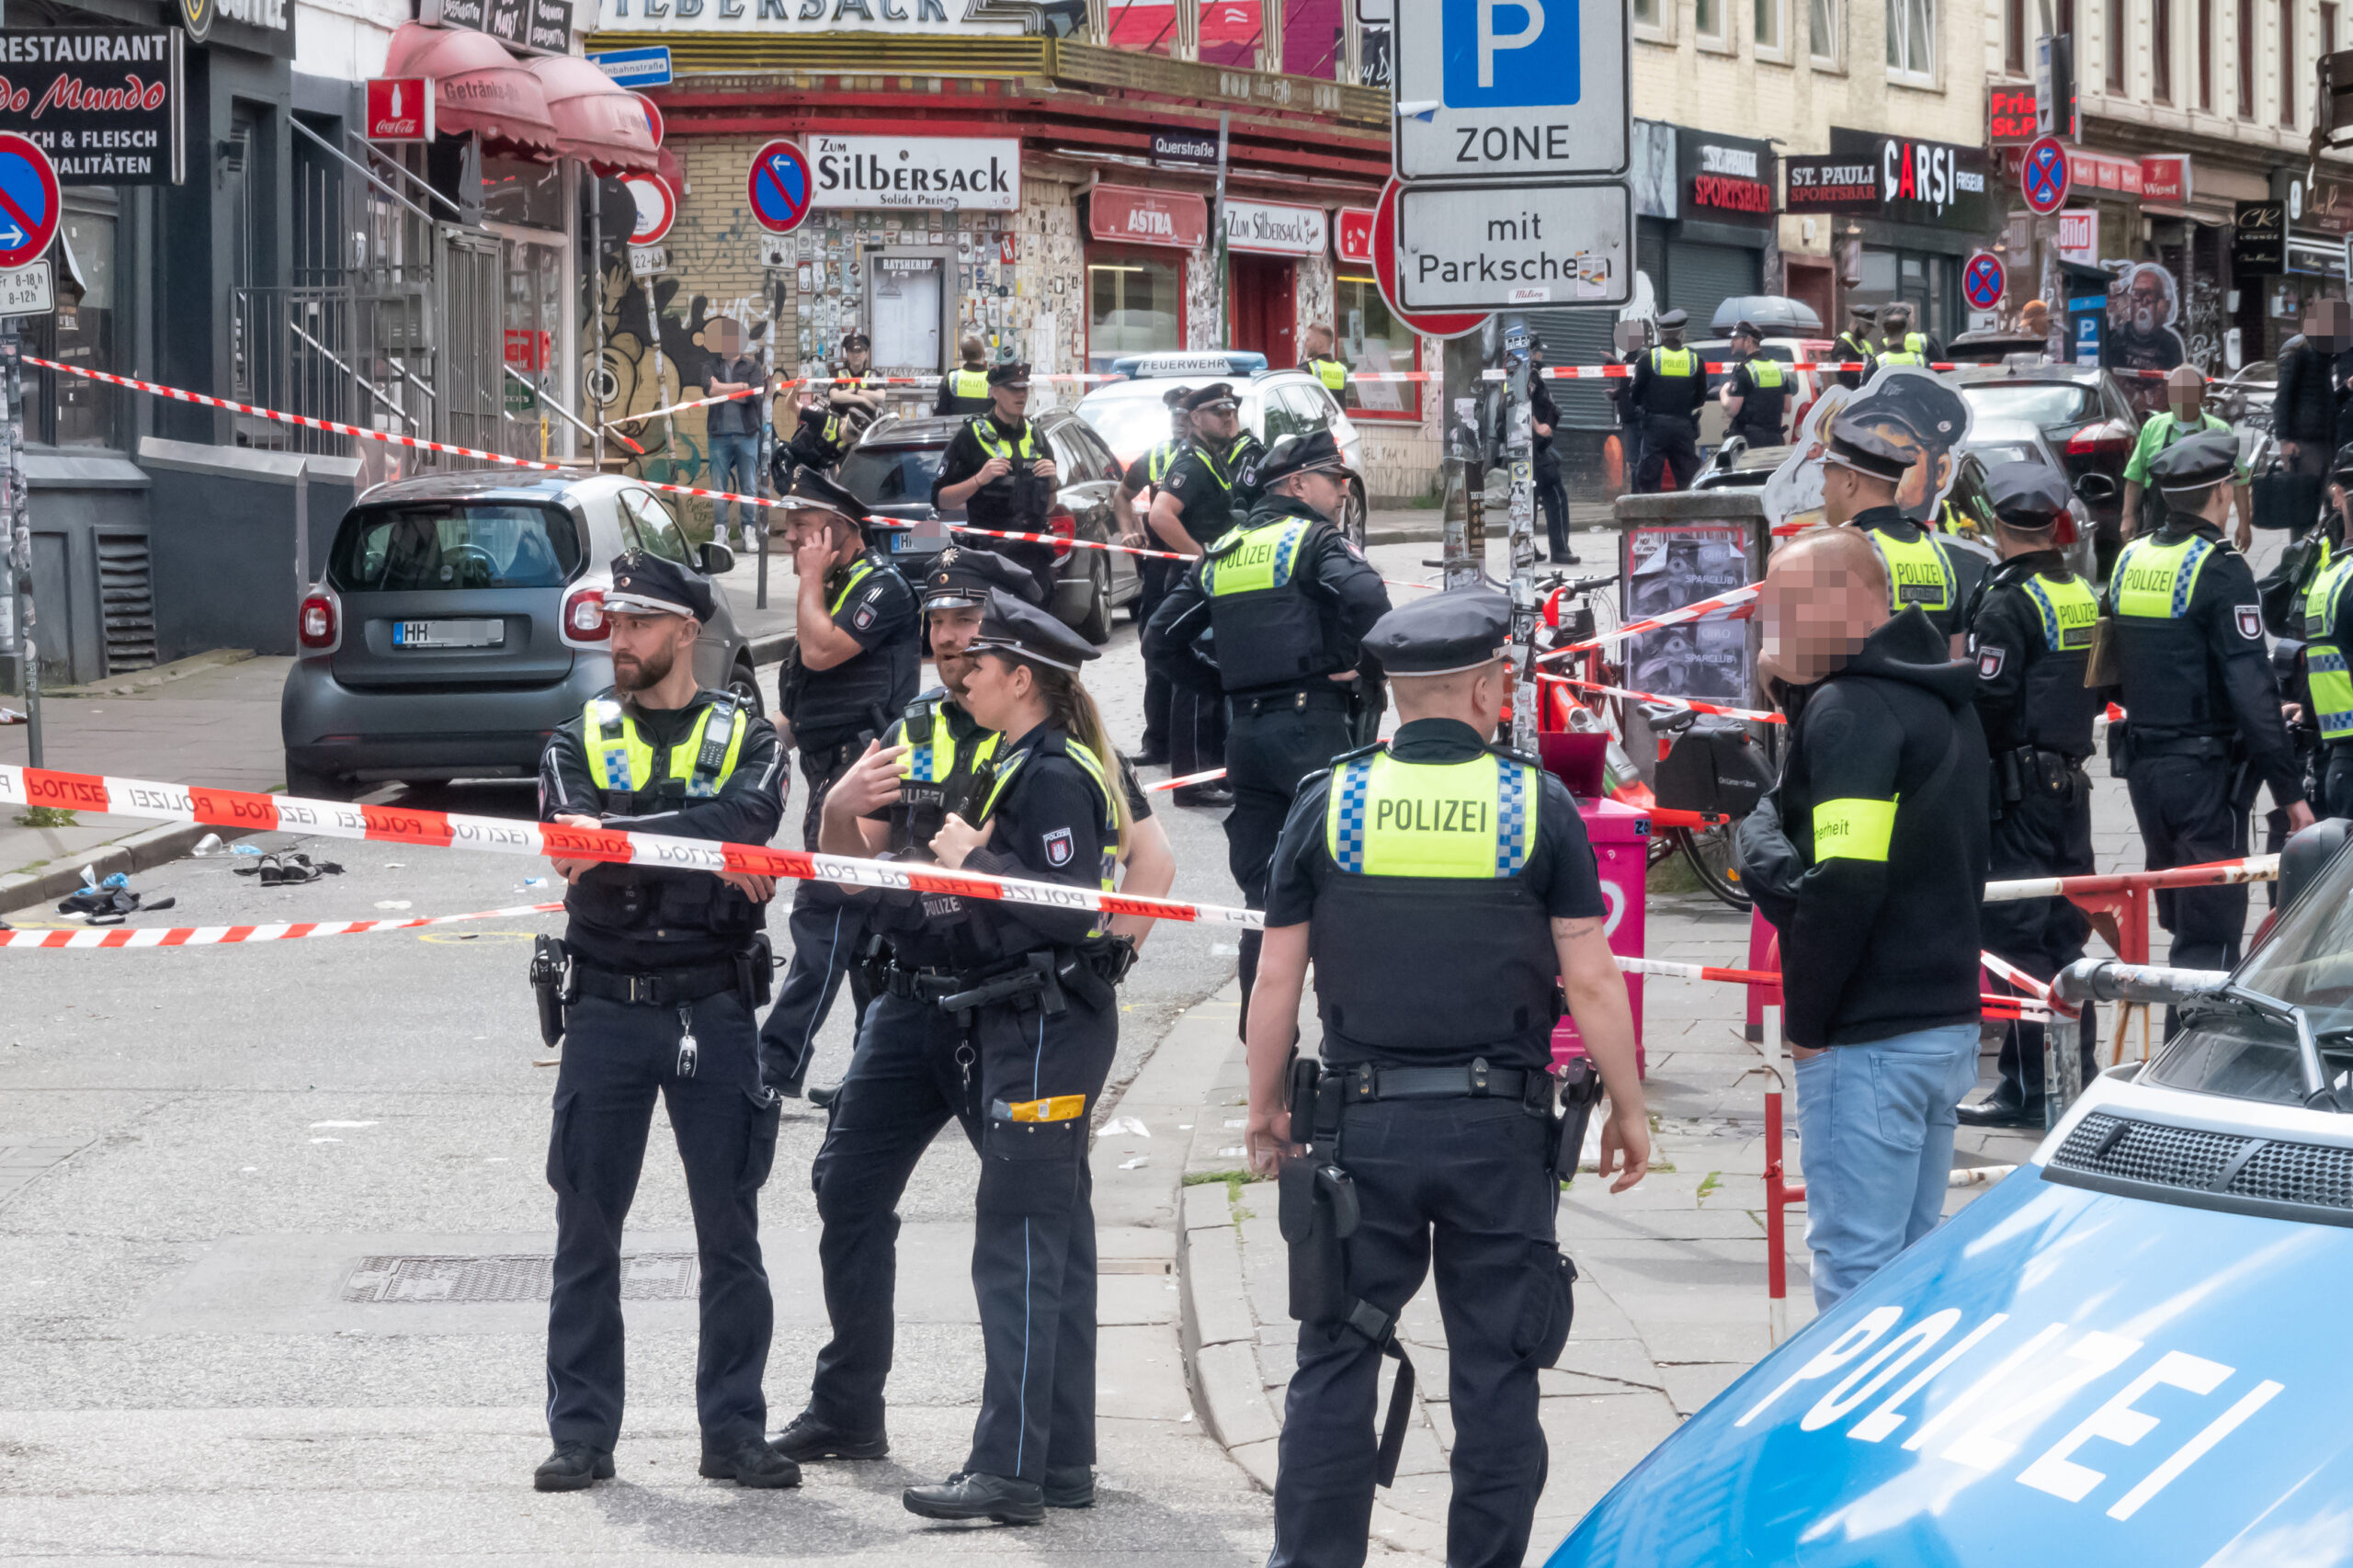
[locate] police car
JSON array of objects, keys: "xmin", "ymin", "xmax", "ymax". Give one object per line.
[
  {"xmin": 1541, "ymin": 828, "xmax": 2353, "ymax": 1566},
  {"xmin": 1073, "ymin": 350, "xmax": 1370, "ymax": 545}
]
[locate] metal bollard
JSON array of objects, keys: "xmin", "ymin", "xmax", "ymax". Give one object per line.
[{"xmin": 2042, "ymin": 1008, "xmax": 2083, "ymax": 1130}]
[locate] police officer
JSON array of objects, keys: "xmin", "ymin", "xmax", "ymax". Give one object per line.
[
  {"xmin": 1957, "ymin": 464, "xmax": 2106, "ymax": 1127},
  {"xmin": 758, "ymin": 468, "xmax": 921, "ymax": 1096},
  {"xmin": 1528, "ymin": 336, "xmax": 1577, "ymax": 563},
  {"xmin": 1628, "ymin": 308, "xmax": 1708, "ymax": 493},
  {"xmin": 532, "ymin": 551, "xmax": 794, "ymax": 1493},
  {"xmin": 1833, "ymin": 302, "xmax": 1880, "ymax": 390},
  {"xmin": 1817, "ymin": 414, "xmax": 1985, "ymax": 646},
  {"xmin": 833, "ymin": 330, "xmax": 884, "ymax": 393},
  {"xmin": 2108, "ymin": 432, "xmax": 2314, "ymax": 994},
  {"xmin": 2301, "ymin": 464, "xmax": 2353, "ymax": 818},
  {"xmin": 1148, "ymin": 381, "xmax": 1267, "ymax": 803},
  {"xmin": 776, "ymin": 551, "xmax": 1174, "ymax": 1481},
  {"xmin": 889, "ymin": 591, "xmax": 1138, "ymax": 1525},
  {"xmin": 1301, "ymin": 322, "xmax": 1352, "ymax": 409},
  {"xmin": 1877, "ymin": 302, "xmax": 1941, "ymax": 368},
  {"xmin": 1719, "ymin": 319, "xmax": 1790, "ymax": 449},
  {"xmin": 1113, "ymin": 386, "xmax": 1196, "ymax": 767},
  {"xmin": 1242, "ymin": 589, "xmax": 1650, "ymax": 1568},
  {"xmin": 933, "ymin": 362, "xmax": 1063, "ymax": 607},
  {"xmin": 934, "ymin": 334, "xmax": 995, "ymax": 416},
  {"xmin": 1142, "ymin": 429, "xmax": 1392, "ymax": 1020}
]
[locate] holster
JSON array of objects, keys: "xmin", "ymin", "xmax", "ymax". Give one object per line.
[
  {"xmin": 940, "ymin": 949, "xmax": 1068, "ymax": 1024},
  {"xmin": 736, "ymin": 932, "xmax": 775, "ymax": 1010},
  {"xmin": 1996, "ymin": 746, "xmax": 2028, "ymax": 808},
  {"xmin": 529, "ymin": 936, "xmax": 574, "ymax": 1048},
  {"xmin": 1279, "ymin": 1058, "xmax": 1415, "ymax": 1488},
  {"xmin": 1553, "ymin": 1057, "xmax": 1604, "ymax": 1185}
]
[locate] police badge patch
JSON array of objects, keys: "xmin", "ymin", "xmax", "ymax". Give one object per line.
[
  {"xmin": 1043, "ymin": 827, "xmax": 1074, "ymax": 867},
  {"xmin": 854, "ymin": 604, "xmax": 876, "ymax": 630},
  {"xmin": 1978, "ymin": 645, "xmax": 2006, "ymax": 679},
  {"xmin": 2235, "ymin": 605, "xmax": 2263, "ymax": 641}
]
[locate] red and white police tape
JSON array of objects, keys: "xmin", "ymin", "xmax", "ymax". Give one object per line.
[
  {"xmin": 0, "ymin": 901, "xmax": 563, "ymax": 949},
  {"xmin": 1544, "ymin": 584, "xmax": 1760, "ymax": 659},
  {"xmin": 1539, "ymin": 673, "xmax": 1787, "ymax": 725},
  {"xmin": 1620, "ymin": 955, "xmax": 2052, "ymax": 1021}
]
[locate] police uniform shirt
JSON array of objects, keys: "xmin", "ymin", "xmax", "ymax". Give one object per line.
[
  {"xmin": 933, "ymin": 413, "xmax": 1048, "ymax": 517},
  {"xmin": 1964, "ymin": 550, "xmax": 2104, "ymax": 757},
  {"xmin": 539, "ymin": 689, "xmax": 788, "ymax": 969},
  {"xmin": 1263, "ymin": 717, "xmax": 1606, "ymax": 1069},
  {"xmin": 1728, "ymin": 356, "xmax": 1790, "ymax": 440},
  {"xmin": 953, "ymin": 722, "xmax": 1124, "ymax": 958},
  {"xmin": 1142, "ymin": 491, "xmax": 1391, "ymax": 696},
  {"xmin": 2304, "ymin": 552, "xmax": 2353, "ymax": 744},
  {"xmin": 1850, "ymin": 505, "xmax": 1987, "ymax": 642},
  {"xmin": 934, "ymin": 367, "xmax": 995, "ymax": 416},
  {"xmin": 787, "ymin": 551, "xmax": 921, "ymax": 748},
  {"xmin": 1158, "ymin": 433, "xmax": 1266, "ymax": 546},
  {"xmin": 1629, "ymin": 346, "xmax": 1709, "ymax": 420},
  {"xmin": 1529, "ymin": 376, "xmax": 1563, "ymax": 472},
  {"xmin": 1302, "ymin": 352, "xmax": 1353, "ymax": 407}
]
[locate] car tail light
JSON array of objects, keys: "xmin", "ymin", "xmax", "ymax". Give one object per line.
[
  {"xmin": 298, "ymin": 593, "xmax": 338, "ymax": 651},
  {"xmin": 2066, "ymin": 419, "xmax": 2134, "ymax": 458},
  {"xmin": 1048, "ymin": 506, "xmax": 1076, "ymax": 563},
  {"xmin": 563, "ymin": 586, "xmax": 609, "ymax": 642}
]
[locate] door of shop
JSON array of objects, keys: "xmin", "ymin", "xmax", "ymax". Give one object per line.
[{"xmin": 1231, "ymin": 254, "xmax": 1297, "ymax": 365}]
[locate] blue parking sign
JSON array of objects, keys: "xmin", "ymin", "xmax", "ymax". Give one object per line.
[{"xmin": 1441, "ymin": 0, "xmax": 1579, "ymax": 106}]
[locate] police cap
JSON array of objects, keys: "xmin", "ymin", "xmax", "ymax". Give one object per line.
[
  {"xmin": 606, "ymin": 551, "xmax": 716, "ymax": 622},
  {"xmin": 2331, "ymin": 441, "xmax": 2353, "ymax": 480},
  {"xmin": 1184, "ymin": 381, "xmax": 1240, "ymax": 414},
  {"xmin": 1657, "ymin": 309, "xmax": 1690, "ymax": 330},
  {"xmin": 1732, "ymin": 319, "xmax": 1764, "ymax": 341},
  {"xmin": 1252, "ymin": 429, "xmax": 1359, "ymax": 488},
  {"xmin": 1852, "ymin": 373, "xmax": 1967, "ymax": 445},
  {"xmin": 778, "ymin": 465, "xmax": 865, "ymax": 524},
  {"xmin": 1162, "ymin": 384, "xmax": 1194, "ymax": 409},
  {"xmin": 1820, "ymin": 414, "xmax": 1916, "ymax": 483},
  {"xmin": 1847, "ymin": 302, "xmax": 1880, "ymax": 323},
  {"xmin": 968, "ymin": 587, "xmax": 1100, "ymax": 672},
  {"xmin": 1364, "ymin": 587, "xmax": 1512, "ymax": 676},
  {"xmin": 986, "ymin": 361, "xmax": 1031, "ymax": 389},
  {"xmin": 840, "ymin": 332, "xmax": 870, "ymax": 352},
  {"xmin": 1981, "ymin": 460, "xmax": 2072, "ymax": 530},
  {"xmin": 925, "ymin": 546, "xmax": 1044, "ymax": 610},
  {"xmin": 2148, "ymin": 429, "xmax": 2240, "ymax": 494}
]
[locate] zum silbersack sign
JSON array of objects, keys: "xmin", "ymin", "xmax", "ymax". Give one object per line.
[{"xmin": 0, "ymin": 27, "xmax": 186, "ymax": 186}]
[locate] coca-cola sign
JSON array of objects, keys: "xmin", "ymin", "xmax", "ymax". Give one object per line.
[
  {"xmin": 1089, "ymin": 183, "xmax": 1208, "ymax": 249},
  {"xmin": 0, "ymin": 26, "xmax": 186, "ymax": 185}
]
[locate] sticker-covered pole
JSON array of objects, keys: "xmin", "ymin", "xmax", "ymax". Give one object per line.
[
  {"xmin": 1507, "ymin": 338, "xmax": 1538, "ymax": 751},
  {"xmin": 6, "ymin": 334, "xmax": 38, "ymax": 767}
]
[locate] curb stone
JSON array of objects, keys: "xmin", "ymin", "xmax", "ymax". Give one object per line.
[{"xmin": 0, "ymin": 820, "xmax": 255, "ymax": 917}]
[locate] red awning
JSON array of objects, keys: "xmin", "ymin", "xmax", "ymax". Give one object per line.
[
  {"xmin": 529, "ymin": 55, "xmax": 659, "ymax": 176},
  {"xmin": 382, "ymin": 21, "xmax": 561, "ymax": 158}
]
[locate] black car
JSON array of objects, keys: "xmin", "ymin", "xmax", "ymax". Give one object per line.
[
  {"xmin": 1949, "ymin": 364, "xmax": 2140, "ymax": 554},
  {"xmin": 835, "ymin": 409, "xmax": 1141, "ymax": 643}
]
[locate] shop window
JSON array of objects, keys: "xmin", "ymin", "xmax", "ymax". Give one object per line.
[
  {"xmin": 30, "ymin": 196, "xmax": 119, "ymax": 449},
  {"xmin": 2005, "ymin": 0, "xmax": 2024, "ymax": 72},
  {"xmin": 1756, "ymin": 0, "xmax": 1786, "ymax": 55},
  {"xmin": 2199, "ymin": 0, "xmax": 2214, "ymax": 108},
  {"xmin": 1086, "ymin": 252, "xmax": 1184, "ymax": 373},
  {"xmin": 483, "ymin": 154, "xmax": 565, "ymax": 234},
  {"xmin": 2238, "ymin": 0, "xmax": 2256, "ymax": 118},
  {"xmin": 2154, "ymin": 0, "xmax": 2173, "ymax": 100},
  {"xmin": 1810, "ymin": 0, "xmax": 1840, "ymax": 66},
  {"xmin": 1886, "ymin": 0, "xmax": 1935, "ymax": 82},
  {"xmin": 1336, "ymin": 274, "xmax": 1421, "ymax": 423},
  {"xmin": 2108, "ymin": 0, "xmax": 2128, "ymax": 91}
]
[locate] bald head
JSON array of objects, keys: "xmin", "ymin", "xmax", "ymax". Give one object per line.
[
  {"xmin": 2165, "ymin": 362, "xmax": 2207, "ymax": 420},
  {"xmin": 1759, "ymin": 528, "xmax": 1889, "ymax": 687}
]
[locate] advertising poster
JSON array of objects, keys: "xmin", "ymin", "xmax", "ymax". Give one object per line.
[{"xmin": 1623, "ymin": 522, "xmax": 1749, "ymax": 703}]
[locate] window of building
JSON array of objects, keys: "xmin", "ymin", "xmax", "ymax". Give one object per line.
[
  {"xmin": 28, "ymin": 192, "xmax": 119, "ymax": 449},
  {"xmin": 1697, "ymin": 0, "xmax": 1733, "ymax": 49},
  {"xmin": 1811, "ymin": 0, "xmax": 1839, "ymax": 64},
  {"xmin": 1632, "ymin": 0, "xmax": 1671, "ymax": 40},
  {"xmin": 1085, "ymin": 251, "xmax": 1184, "ymax": 373},
  {"xmin": 2280, "ymin": 0, "xmax": 2297, "ymax": 124},
  {"xmin": 1756, "ymin": 0, "xmax": 1787, "ymax": 57},
  {"xmin": 1335, "ymin": 274, "xmax": 1420, "ymax": 423},
  {"xmin": 2239, "ymin": 0, "xmax": 2256, "ymax": 118},
  {"xmin": 2154, "ymin": 0, "xmax": 2173, "ymax": 99},
  {"xmin": 2109, "ymin": 0, "xmax": 2129, "ymax": 90},
  {"xmin": 2200, "ymin": 0, "xmax": 2214, "ymax": 107},
  {"xmin": 1886, "ymin": 0, "xmax": 1934, "ymax": 80},
  {"xmin": 2006, "ymin": 0, "xmax": 2025, "ymax": 73}
]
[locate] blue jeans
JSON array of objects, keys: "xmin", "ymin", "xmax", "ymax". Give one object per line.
[
  {"xmin": 708, "ymin": 433, "xmax": 760, "ymax": 538},
  {"xmin": 1794, "ymin": 1023, "xmax": 1979, "ymax": 1310}
]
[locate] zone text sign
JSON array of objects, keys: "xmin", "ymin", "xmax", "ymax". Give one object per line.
[
  {"xmin": 1395, "ymin": 181, "xmax": 1631, "ymax": 310},
  {"xmin": 1392, "ymin": 0, "xmax": 1628, "ymax": 182}
]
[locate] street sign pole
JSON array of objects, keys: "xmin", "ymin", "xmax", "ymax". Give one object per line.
[
  {"xmin": 1214, "ymin": 110, "xmax": 1231, "ymax": 351},
  {"xmin": 6, "ymin": 332, "xmax": 38, "ymax": 767},
  {"xmin": 1507, "ymin": 345, "xmax": 1537, "ymax": 752}
]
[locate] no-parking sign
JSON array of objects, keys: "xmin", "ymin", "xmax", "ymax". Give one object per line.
[
  {"xmin": 2020, "ymin": 135, "xmax": 2070, "ymax": 216},
  {"xmin": 0, "ymin": 134, "xmax": 60, "ymax": 272},
  {"xmin": 747, "ymin": 140, "xmax": 814, "ymax": 236},
  {"xmin": 1962, "ymin": 251, "xmax": 2006, "ymax": 312}
]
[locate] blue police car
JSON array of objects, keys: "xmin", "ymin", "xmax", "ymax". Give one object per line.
[{"xmin": 1544, "ymin": 834, "xmax": 2353, "ymax": 1566}]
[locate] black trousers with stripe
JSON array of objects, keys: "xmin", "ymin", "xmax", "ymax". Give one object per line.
[
  {"xmin": 757, "ymin": 746, "xmax": 874, "ymax": 1091},
  {"xmin": 964, "ymin": 984, "xmax": 1119, "ymax": 1481}
]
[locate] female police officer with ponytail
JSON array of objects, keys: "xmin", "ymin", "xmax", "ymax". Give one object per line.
[{"xmin": 895, "ymin": 588, "xmax": 1134, "ymax": 1525}]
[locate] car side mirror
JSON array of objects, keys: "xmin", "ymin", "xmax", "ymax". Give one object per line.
[
  {"xmin": 698, "ymin": 540, "xmax": 736, "ymax": 576},
  {"xmin": 2074, "ymin": 472, "xmax": 2118, "ymax": 504}
]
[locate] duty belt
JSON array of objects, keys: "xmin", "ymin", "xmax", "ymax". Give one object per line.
[
  {"xmin": 873, "ymin": 960, "xmax": 964, "ymax": 1002},
  {"xmin": 1335, "ymin": 1058, "xmax": 1553, "ymax": 1108},
  {"xmin": 1236, "ymin": 685, "xmax": 1354, "ymax": 717},
  {"xmin": 571, "ymin": 956, "xmax": 745, "ymax": 1006}
]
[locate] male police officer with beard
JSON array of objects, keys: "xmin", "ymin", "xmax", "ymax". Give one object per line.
[
  {"xmin": 1243, "ymin": 589, "xmax": 1648, "ymax": 1568},
  {"xmin": 1958, "ymin": 464, "xmax": 2106, "ymax": 1127},
  {"xmin": 533, "ymin": 551, "xmax": 793, "ymax": 1494},
  {"xmin": 1818, "ymin": 408, "xmax": 1984, "ymax": 649},
  {"xmin": 934, "ymin": 362, "xmax": 1062, "ymax": 607},
  {"xmin": 1142, "ymin": 430, "xmax": 1391, "ymax": 1021},
  {"xmin": 2108, "ymin": 432, "xmax": 2314, "ymax": 993},
  {"xmin": 759, "ymin": 468, "xmax": 921, "ymax": 1096},
  {"xmin": 774, "ymin": 546, "xmax": 1176, "ymax": 1473}
]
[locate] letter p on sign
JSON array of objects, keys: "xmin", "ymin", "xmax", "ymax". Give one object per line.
[{"xmin": 1443, "ymin": 0, "xmax": 1574, "ymax": 105}]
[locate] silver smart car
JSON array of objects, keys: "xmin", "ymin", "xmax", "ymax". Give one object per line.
[{"xmin": 279, "ymin": 470, "xmax": 757, "ymax": 801}]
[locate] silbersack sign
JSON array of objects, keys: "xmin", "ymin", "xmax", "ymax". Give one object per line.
[
  {"xmin": 594, "ymin": 0, "xmax": 1026, "ymax": 33},
  {"xmin": 0, "ymin": 27, "xmax": 186, "ymax": 186},
  {"xmin": 810, "ymin": 134, "xmax": 1020, "ymax": 210},
  {"xmin": 1222, "ymin": 197, "xmax": 1327, "ymax": 256}
]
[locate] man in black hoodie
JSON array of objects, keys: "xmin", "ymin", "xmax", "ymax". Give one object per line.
[
  {"xmin": 1735, "ymin": 448, "xmax": 1989, "ymax": 1310},
  {"xmin": 2274, "ymin": 300, "xmax": 2349, "ymax": 538}
]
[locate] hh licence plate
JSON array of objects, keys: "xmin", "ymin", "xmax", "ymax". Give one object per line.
[{"xmin": 393, "ymin": 619, "xmax": 505, "ymax": 649}]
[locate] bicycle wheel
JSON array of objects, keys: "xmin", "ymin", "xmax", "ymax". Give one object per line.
[{"xmin": 1674, "ymin": 822, "xmax": 1753, "ymax": 910}]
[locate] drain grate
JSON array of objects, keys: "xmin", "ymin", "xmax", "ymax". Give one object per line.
[{"xmin": 341, "ymin": 1252, "xmax": 701, "ymax": 1304}]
